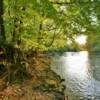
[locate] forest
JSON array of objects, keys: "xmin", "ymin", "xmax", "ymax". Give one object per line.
[{"xmin": 0, "ymin": 0, "xmax": 100, "ymax": 100}]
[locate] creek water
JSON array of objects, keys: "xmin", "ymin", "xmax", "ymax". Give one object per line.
[{"xmin": 51, "ymin": 51, "xmax": 100, "ymax": 100}]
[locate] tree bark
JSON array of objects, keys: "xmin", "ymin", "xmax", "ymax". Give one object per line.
[{"xmin": 0, "ymin": 0, "xmax": 6, "ymax": 43}]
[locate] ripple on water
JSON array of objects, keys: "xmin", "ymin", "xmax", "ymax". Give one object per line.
[{"xmin": 51, "ymin": 51, "xmax": 100, "ymax": 100}]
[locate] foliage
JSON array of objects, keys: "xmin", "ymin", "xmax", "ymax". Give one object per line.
[
  {"xmin": 0, "ymin": 0, "xmax": 100, "ymax": 83},
  {"xmin": 2, "ymin": 0, "xmax": 100, "ymax": 51}
]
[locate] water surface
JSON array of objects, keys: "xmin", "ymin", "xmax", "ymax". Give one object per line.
[{"xmin": 51, "ymin": 51, "xmax": 100, "ymax": 100}]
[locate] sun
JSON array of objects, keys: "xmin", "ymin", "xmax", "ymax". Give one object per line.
[{"xmin": 75, "ymin": 35, "xmax": 87, "ymax": 45}]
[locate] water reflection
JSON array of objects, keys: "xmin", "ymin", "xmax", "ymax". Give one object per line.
[
  {"xmin": 51, "ymin": 51, "xmax": 100, "ymax": 99},
  {"xmin": 65, "ymin": 51, "xmax": 89, "ymax": 80},
  {"xmin": 62, "ymin": 51, "xmax": 94, "ymax": 97}
]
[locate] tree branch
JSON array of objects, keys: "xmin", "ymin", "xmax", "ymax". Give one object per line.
[
  {"xmin": 50, "ymin": 1, "xmax": 75, "ymax": 5},
  {"xmin": 50, "ymin": 1, "xmax": 94, "ymax": 5}
]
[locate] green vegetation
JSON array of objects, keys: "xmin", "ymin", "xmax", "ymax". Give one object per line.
[
  {"xmin": 0, "ymin": 0, "xmax": 100, "ymax": 82},
  {"xmin": 0, "ymin": 0, "xmax": 100, "ymax": 99}
]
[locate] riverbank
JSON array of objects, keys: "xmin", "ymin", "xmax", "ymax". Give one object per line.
[{"xmin": 0, "ymin": 54, "xmax": 67, "ymax": 100}]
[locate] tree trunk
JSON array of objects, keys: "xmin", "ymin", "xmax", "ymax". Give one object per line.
[{"xmin": 0, "ymin": 0, "xmax": 6, "ymax": 43}]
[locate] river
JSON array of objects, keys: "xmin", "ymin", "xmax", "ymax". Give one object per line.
[{"xmin": 51, "ymin": 51, "xmax": 100, "ymax": 100}]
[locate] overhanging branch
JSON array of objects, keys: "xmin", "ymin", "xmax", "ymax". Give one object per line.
[
  {"xmin": 50, "ymin": 1, "xmax": 94, "ymax": 5},
  {"xmin": 50, "ymin": 1, "xmax": 75, "ymax": 5}
]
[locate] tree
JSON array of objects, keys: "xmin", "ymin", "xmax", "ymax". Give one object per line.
[{"xmin": 0, "ymin": 0, "xmax": 6, "ymax": 44}]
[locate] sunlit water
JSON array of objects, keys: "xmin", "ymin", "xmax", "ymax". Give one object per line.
[{"xmin": 51, "ymin": 51, "xmax": 100, "ymax": 100}]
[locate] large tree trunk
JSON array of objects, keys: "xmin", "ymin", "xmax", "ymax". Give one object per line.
[{"xmin": 0, "ymin": 0, "xmax": 6, "ymax": 43}]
